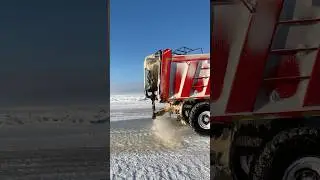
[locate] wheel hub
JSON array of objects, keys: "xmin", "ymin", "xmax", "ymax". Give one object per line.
[
  {"xmin": 283, "ymin": 157, "xmax": 320, "ymax": 180},
  {"xmin": 197, "ymin": 111, "xmax": 210, "ymax": 130}
]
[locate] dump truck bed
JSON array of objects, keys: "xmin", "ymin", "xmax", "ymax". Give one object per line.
[
  {"xmin": 211, "ymin": 0, "xmax": 320, "ymax": 121},
  {"xmin": 159, "ymin": 49, "xmax": 210, "ymax": 102}
]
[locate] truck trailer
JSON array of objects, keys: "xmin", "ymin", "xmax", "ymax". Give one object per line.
[
  {"xmin": 144, "ymin": 47, "xmax": 210, "ymax": 136},
  {"xmin": 210, "ymin": 0, "xmax": 320, "ymax": 179}
]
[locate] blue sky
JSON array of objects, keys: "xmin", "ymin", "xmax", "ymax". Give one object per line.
[
  {"xmin": 110, "ymin": 0, "xmax": 209, "ymax": 93},
  {"xmin": 0, "ymin": 0, "xmax": 108, "ymax": 106}
]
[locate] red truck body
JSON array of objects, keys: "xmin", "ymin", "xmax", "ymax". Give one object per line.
[
  {"xmin": 144, "ymin": 48, "xmax": 211, "ymax": 135},
  {"xmin": 210, "ymin": 2, "xmax": 320, "ymax": 179},
  {"xmin": 159, "ymin": 49, "xmax": 210, "ymax": 102},
  {"xmin": 211, "ymin": 0, "xmax": 320, "ymax": 123}
]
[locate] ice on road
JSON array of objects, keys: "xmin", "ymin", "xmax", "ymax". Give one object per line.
[{"xmin": 110, "ymin": 94, "xmax": 210, "ymax": 180}]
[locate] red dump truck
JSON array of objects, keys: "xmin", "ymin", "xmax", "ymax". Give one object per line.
[
  {"xmin": 144, "ymin": 47, "xmax": 210, "ymax": 135},
  {"xmin": 211, "ymin": 0, "xmax": 320, "ymax": 179}
]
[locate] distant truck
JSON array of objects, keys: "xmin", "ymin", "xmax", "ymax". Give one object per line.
[
  {"xmin": 210, "ymin": 0, "xmax": 320, "ymax": 180},
  {"xmin": 144, "ymin": 47, "xmax": 210, "ymax": 136}
]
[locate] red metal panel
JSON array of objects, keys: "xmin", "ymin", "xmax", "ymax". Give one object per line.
[
  {"xmin": 226, "ymin": 0, "xmax": 285, "ymax": 113},
  {"xmin": 206, "ymin": 76, "xmax": 210, "ymax": 95},
  {"xmin": 303, "ymin": 49, "xmax": 320, "ymax": 106},
  {"xmin": 271, "ymin": 47, "xmax": 319, "ymax": 54},
  {"xmin": 279, "ymin": 18, "xmax": 320, "ymax": 25},
  {"xmin": 172, "ymin": 56, "xmax": 209, "ymax": 62},
  {"xmin": 193, "ymin": 79, "xmax": 204, "ymax": 92},
  {"xmin": 174, "ymin": 96, "xmax": 209, "ymax": 101},
  {"xmin": 266, "ymin": 55, "xmax": 300, "ymax": 99},
  {"xmin": 174, "ymin": 63, "xmax": 182, "ymax": 95},
  {"xmin": 211, "ymin": 109, "xmax": 320, "ymax": 123},
  {"xmin": 210, "ymin": 116, "xmax": 232, "ymax": 124},
  {"xmin": 211, "ymin": 6, "xmax": 230, "ymax": 101},
  {"xmin": 180, "ymin": 62, "xmax": 198, "ymax": 97},
  {"xmin": 160, "ymin": 49, "xmax": 172, "ymax": 102}
]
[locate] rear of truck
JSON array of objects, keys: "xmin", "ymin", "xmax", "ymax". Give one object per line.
[
  {"xmin": 144, "ymin": 48, "xmax": 211, "ymax": 135},
  {"xmin": 210, "ymin": 0, "xmax": 320, "ymax": 179}
]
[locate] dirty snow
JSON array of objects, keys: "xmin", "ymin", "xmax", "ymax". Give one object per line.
[{"xmin": 110, "ymin": 94, "xmax": 210, "ymax": 180}]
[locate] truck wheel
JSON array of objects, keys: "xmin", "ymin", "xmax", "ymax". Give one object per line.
[
  {"xmin": 180, "ymin": 101, "xmax": 193, "ymax": 124},
  {"xmin": 189, "ymin": 102, "xmax": 210, "ymax": 136},
  {"xmin": 250, "ymin": 127, "xmax": 320, "ymax": 180},
  {"xmin": 230, "ymin": 125, "xmax": 262, "ymax": 180},
  {"xmin": 230, "ymin": 141, "xmax": 254, "ymax": 180}
]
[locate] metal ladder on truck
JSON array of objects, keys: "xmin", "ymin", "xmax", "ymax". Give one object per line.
[
  {"xmin": 223, "ymin": 0, "xmax": 320, "ymax": 114},
  {"xmin": 262, "ymin": 0, "xmax": 320, "ymax": 108}
]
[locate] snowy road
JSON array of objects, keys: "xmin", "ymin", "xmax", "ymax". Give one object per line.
[{"xmin": 110, "ymin": 94, "xmax": 210, "ymax": 180}]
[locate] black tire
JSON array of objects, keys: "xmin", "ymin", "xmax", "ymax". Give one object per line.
[
  {"xmin": 180, "ymin": 101, "xmax": 193, "ymax": 124},
  {"xmin": 250, "ymin": 127, "xmax": 320, "ymax": 180},
  {"xmin": 229, "ymin": 123, "xmax": 267, "ymax": 180},
  {"xmin": 230, "ymin": 141, "xmax": 252, "ymax": 180},
  {"xmin": 189, "ymin": 101, "xmax": 210, "ymax": 136}
]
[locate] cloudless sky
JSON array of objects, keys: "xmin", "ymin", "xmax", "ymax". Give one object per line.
[
  {"xmin": 110, "ymin": 0, "xmax": 209, "ymax": 93},
  {"xmin": 0, "ymin": 0, "xmax": 107, "ymax": 106}
]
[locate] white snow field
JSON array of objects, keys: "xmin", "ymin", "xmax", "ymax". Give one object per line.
[
  {"xmin": 110, "ymin": 94, "xmax": 210, "ymax": 180},
  {"xmin": 110, "ymin": 94, "xmax": 153, "ymax": 121},
  {"xmin": 0, "ymin": 93, "xmax": 211, "ymax": 179}
]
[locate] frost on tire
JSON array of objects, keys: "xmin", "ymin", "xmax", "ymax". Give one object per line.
[{"xmin": 189, "ymin": 102, "xmax": 210, "ymax": 136}]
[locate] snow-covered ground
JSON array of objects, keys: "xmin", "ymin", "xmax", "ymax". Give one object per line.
[
  {"xmin": 110, "ymin": 94, "xmax": 210, "ymax": 180},
  {"xmin": 0, "ymin": 93, "xmax": 211, "ymax": 179},
  {"xmin": 110, "ymin": 94, "xmax": 153, "ymax": 121}
]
